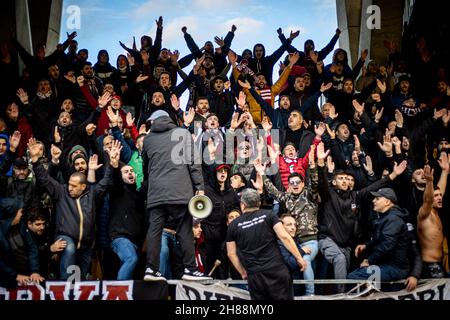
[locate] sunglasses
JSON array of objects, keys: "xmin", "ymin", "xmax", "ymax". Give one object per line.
[{"xmin": 289, "ymin": 180, "xmax": 303, "ymax": 186}]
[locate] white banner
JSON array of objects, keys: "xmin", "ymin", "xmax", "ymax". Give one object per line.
[
  {"xmin": 176, "ymin": 281, "xmax": 250, "ymax": 300},
  {"xmin": 176, "ymin": 280, "xmax": 450, "ymax": 300}
]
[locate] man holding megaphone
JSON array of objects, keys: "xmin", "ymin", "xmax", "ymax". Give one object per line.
[{"xmin": 142, "ymin": 110, "xmax": 212, "ymax": 281}]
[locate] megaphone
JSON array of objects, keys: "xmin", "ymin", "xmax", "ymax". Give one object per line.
[{"xmin": 188, "ymin": 195, "xmax": 213, "ymax": 219}]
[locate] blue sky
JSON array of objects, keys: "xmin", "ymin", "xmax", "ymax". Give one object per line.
[{"xmin": 60, "ymin": 0, "xmax": 337, "ymax": 106}]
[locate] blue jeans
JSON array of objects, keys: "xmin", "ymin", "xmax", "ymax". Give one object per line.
[
  {"xmin": 58, "ymin": 235, "xmax": 92, "ymax": 280},
  {"xmin": 160, "ymin": 230, "xmax": 177, "ymax": 279},
  {"xmin": 347, "ymin": 264, "xmax": 409, "ymax": 282},
  {"xmin": 300, "ymin": 240, "xmax": 319, "ymax": 295},
  {"xmin": 111, "ymin": 237, "xmax": 138, "ymax": 280}
]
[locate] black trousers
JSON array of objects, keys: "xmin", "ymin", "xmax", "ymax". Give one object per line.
[
  {"xmin": 145, "ymin": 204, "xmax": 196, "ymax": 271},
  {"xmin": 247, "ymin": 265, "xmax": 294, "ymax": 300}
]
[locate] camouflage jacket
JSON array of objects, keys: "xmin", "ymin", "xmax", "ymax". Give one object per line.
[{"xmin": 264, "ymin": 166, "xmax": 319, "ymax": 242}]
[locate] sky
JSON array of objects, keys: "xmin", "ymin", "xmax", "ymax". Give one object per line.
[{"xmin": 60, "ymin": 0, "xmax": 338, "ymax": 107}]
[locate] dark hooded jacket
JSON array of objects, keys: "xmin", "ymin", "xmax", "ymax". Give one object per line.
[
  {"xmin": 203, "ymin": 167, "xmax": 239, "ymax": 241},
  {"xmin": 365, "ymin": 205, "xmax": 411, "ymax": 270},
  {"xmin": 142, "ymin": 116, "xmax": 204, "ymax": 208},
  {"xmin": 93, "ymin": 50, "xmax": 116, "ymax": 85},
  {"xmin": 248, "ymin": 41, "xmax": 290, "ymax": 86}
]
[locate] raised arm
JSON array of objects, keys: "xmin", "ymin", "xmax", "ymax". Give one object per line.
[
  {"xmin": 418, "ymin": 165, "xmax": 434, "ymax": 220},
  {"xmin": 437, "ymin": 152, "xmax": 449, "ymax": 197}
]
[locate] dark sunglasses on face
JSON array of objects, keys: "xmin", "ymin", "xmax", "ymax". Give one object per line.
[{"xmin": 289, "ymin": 179, "xmax": 302, "ymax": 186}]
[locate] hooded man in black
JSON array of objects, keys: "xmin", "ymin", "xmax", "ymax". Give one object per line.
[{"xmin": 203, "ymin": 164, "xmax": 239, "ymax": 275}]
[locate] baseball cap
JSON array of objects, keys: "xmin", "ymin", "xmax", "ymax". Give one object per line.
[{"xmin": 370, "ymin": 188, "xmax": 397, "ymax": 203}]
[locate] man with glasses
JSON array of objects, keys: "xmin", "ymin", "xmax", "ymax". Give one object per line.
[{"xmin": 254, "ymin": 143, "xmax": 320, "ymax": 295}]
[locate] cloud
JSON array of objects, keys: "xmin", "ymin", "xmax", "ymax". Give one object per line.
[
  {"xmin": 146, "ymin": 16, "xmax": 200, "ymax": 48},
  {"xmin": 191, "ymin": 0, "xmax": 250, "ymax": 12},
  {"xmin": 284, "ymin": 25, "xmax": 308, "ymax": 36},
  {"xmin": 222, "ymin": 17, "xmax": 263, "ymax": 35}
]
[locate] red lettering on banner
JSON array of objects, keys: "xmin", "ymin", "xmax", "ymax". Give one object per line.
[
  {"xmin": 46, "ymin": 282, "xmax": 70, "ymax": 300},
  {"xmin": 102, "ymin": 281, "xmax": 133, "ymax": 300},
  {"xmin": 73, "ymin": 282, "xmax": 99, "ymax": 300},
  {"xmin": 6, "ymin": 285, "xmax": 45, "ymax": 300}
]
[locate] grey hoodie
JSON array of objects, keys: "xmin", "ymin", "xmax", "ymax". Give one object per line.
[{"xmin": 143, "ymin": 116, "xmax": 204, "ymax": 208}]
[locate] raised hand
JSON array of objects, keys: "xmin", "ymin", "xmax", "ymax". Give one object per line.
[
  {"xmin": 135, "ymin": 74, "xmax": 149, "ymax": 83},
  {"xmin": 9, "ymin": 131, "xmax": 21, "ymax": 152},
  {"xmin": 352, "ymin": 99, "xmax": 364, "ymax": 114},
  {"xmin": 85, "ymin": 123, "xmax": 97, "ymax": 136},
  {"xmin": 363, "ymin": 155, "xmax": 374, "ymax": 175},
  {"xmin": 251, "ymin": 172, "xmax": 264, "ymax": 194},
  {"xmin": 50, "ymin": 144, "xmax": 62, "ymax": 162},
  {"xmin": 423, "ymin": 165, "xmax": 434, "ymax": 182},
  {"xmin": 261, "ymin": 116, "xmax": 272, "ymax": 132},
  {"xmin": 309, "ymin": 50, "xmax": 318, "ymax": 64},
  {"xmin": 54, "ymin": 126, "xmax": 61, "ymax": 143},
  {"xmin": 442, "ymin": 110, "xmax": 450, "ymax": 127},
  {"xmin": 267, "ymin": 143, "xmax": 280, "ymax": 164},
  {"xmin": 181, "ymin": 26, "xmax": 187, "ymax": 34},
  {"xmin": 256, "ymin": 136, "xmax": 265, "ymax": 154},
  {"xmin": 170, "ymin": 50, "xmax": 180, "ymax": 65},
  {"xmin": 289, "ymin": 30, "xmax": 300, "ymax": 41},
  {"xmin": 327, "ymin": 155, "xmax": 335, "ymax": 172},
  {"xmin": 156, "ymin": 16, "xmax": 163, "ymax": 29},
  {"xmin": 170, "ymin": 94, "xmax": 180, "ymax": 111},
  {"xmin": 238, "ymin": 79, "xmax": 251, "ymax": 90},
  {"xmin": 391, "ymin": 160, "xmax": 408, "ymax": 179},
  {"xmin": 89, "ymin": 154, "xmax": 103, "ymax": 171},
  {"xmin": 66, "ymin": 31, "xmax": 77, "ymax": 40},
  {"xmin": 395, "ymin": 109, "xmax": 404, "ymax": 128},
  {"xmin": 289, "ymin": 51, "xmax": 300, "ymax": 65},
  {"xmin": 16, "ymin": 88, "xmax": 29, "ymax": 104},
  {"xmin": 314, "ymin": 122, "xmax": 326, "ymax": 138},
  {"xmin": 377, "ymin": 132, "xmax": 393, "ymax": 155},
  {"xmin": 76, "ymin": 75, "xmax": 85, "ymax": 87},
  {"xmin": 27, "ymin": 138, "xmax": 43, "ymax": 162},
  {"xmin": 230, "ymin": 112, "xmax": 241, "ymax": 130},
  {"xmin": 438, "ymin": 152, "xmax": 450, "ymax": 172},
  {"xmin": 434, "ymin": 108, "xmax": 447, "ymax": 120},
  {"xmin": 353, "ymin": 134, "xmax": 361, "ymax": 153},
  {"xmin": 336, "ymin": 28, "xmax": 341, "ymax": 36},
  {"xmin": 98, "ymin": 91, "xmax": 112, "ymax": 108},
  {"xmin": 253, "ymin": 157, "xmax": 267, "ymax": 175},
  {"xmin": 374, "ymin": 107, "xmax": 384, "ymax": 123},
  {"xmin": 126, "ymin": 112, "xmax": 135, "ymax": 127},
  {"xmin": 235, "ymin": 91, "xmax": 247, "ymax": 109},
  {"xmin": 325, "ymin": 123, "xmax": 336, "ymax": 139},
  {"xmin": 231, "ymin": 25, "xmax": 237, "ymax": 32},
  {"xmin": 376, "ymin": 79, "xmax": 386, "ymax": 93},
  {"xmin": 316, "ymin": 142, "xmax": 330, "ymax": 161},
  {"xmin": 214, "ymin": 36, "xmax": 225, "ymax": 47},
  {"xmin": 207, "ymin": 138, "xmax": 217, "ymax": 158},
  {"xmin": 392, "ymin": 136, "xmax": 401, "ymax": 152},
  {"xmin": 183, "ymin": 108, "xmax": 195, "ymax": 127},
  {"xmin": 320, "ymin": 82, "xmax": 333, "ymax": 93},
  {"xmin": 107, "ymin": 140, "xmax": 122, "ymax": 168},
  {"xmin": 328, "ymin": 104, "xmax": 338, "ymax": 120},
  {"xmin": 106, "ymin": 106, "xmax": 120, "ymax": 126},
  {"xmin": 139, "ymin": 124, "xmax": 150, "ymax": 135},
  {"xmin": 224, "ymin": 81, "xmax": 231, "ymax": 90}
]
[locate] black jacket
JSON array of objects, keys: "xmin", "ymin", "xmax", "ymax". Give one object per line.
[
  {"xmin": 33, "ymin": 162, "xmax": 114, "ymax": 248},
  {"xmin": 366, "ymin": 206, "xmax": 411, "ymax": 271},
  {"xmin": 108, "ymin": 172, "xmax": 146, "ymax": 246},
  {"xmin": 318, "ymin": 165, "xmax": 391, "ymax": 247},
  {"xmin": 204, "ymin": 180, "xmax": 239, "ymax": 241}
]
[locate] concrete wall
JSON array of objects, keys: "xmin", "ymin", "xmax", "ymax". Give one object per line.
[{"xmin": 336, "ymin": 0, "xmax": 405, "ymax": 66}]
